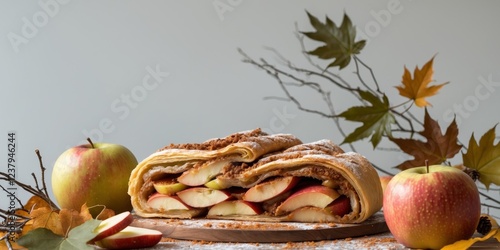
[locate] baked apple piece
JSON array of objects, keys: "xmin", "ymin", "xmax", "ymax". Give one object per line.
[
  {"xmin": 207, "ymin": 200, "xmax": 263, "ymax": 216},
  {"xmin": 153, "ymin": 179, "xmax": 188, "ymax": 195},
  {"xmin": 275, "ymin": 185, "xmax": 340, "ymax": 215},
  {"xmin": 242, "ymin": 176, "xmax": 300, "ymax": 202},
  {"xmin": 177, "ymin": 187, "xmax": 232, "ymax": 208},
  {"xmin": 286, "ymin": 195, "xmax": 351, "ymax": 222},
  {"xmin": 177, "ymin": 160, "xmax": 230, "ymax": 186},
  {"xmin": 147, "ymin": 193, "xmax": 192, "ymax": 211}
]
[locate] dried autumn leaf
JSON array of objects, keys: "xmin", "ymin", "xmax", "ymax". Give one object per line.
[
  {"xmin": 95, "ymin": 207, "xmax": 115, "ymax": 220},
  {"xmin": 302, "ymin": 11, "xmax": 365, "ymax": 69},
  {"xmin": 23, "ymin": 195, "xmax": 52, "ymax": 212},
  {"xmin": 79, "ymin": 203, "xmax": 93, "ymax": 222},
  {"xmin": 390, "ymin": 109, "xmax": 462, "ymax": 170},
  {"xmin": 462, "ymin": 125, "xmax": 500, "ymax": 189},
  {"xmin": 30, "ymin": 207, "xmax": 63, "ymax": 236},
  {"xmin": 17, "ymin": 219, "xmax": 100, "ymax": 250},
  {"xmin": 59, "ymin": 208, "xmax": 86, "ymax": 237},
  {"xmin": 395, "ymin": 56, "xmax": 448, "ymax": 107},
  {"xmin": 79, "ymin": 203, "xmax": 115, "ymax": 220},
  {"xmin": 339, "ymin": 90, "xmax": 395, "ymax": 148}
]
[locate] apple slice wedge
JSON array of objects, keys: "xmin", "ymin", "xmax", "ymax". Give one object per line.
[
  {"xmin": 90, "ymin": 211, "xmax": 134, "ymax": 243},
  {"xmin": 275, "ymin": 185, "xmax": 340, "ymax": 215},
  {"xmin": 325, "ymin": 195, "xmax": 351, "ymax": 216},
  {"xmin": 242, "ymin": 176, "xmax": 300, "ymax": 202},
  {"xmin": 204, "ymin": 178, "xmax": 231, "ymax": 190},
  {"xmin": 287, "ymin": 207, "xmax": 336, "ymax": 223},
  {"xmin": 177, "ymin": 160, "xmax": 229, "ymax": 186},
  {"xmin": 207, "ymin": 200, "xmax": 263, "ymax": 216},
  {"xmin": 147, "ymin": 193, "xmax": 192, "ymax": 211},
  {"xmin": 177, "ymin": 187, "xmax": 232, "ymax": 208},
  {"xmin": 153, "ymin": 179, "xmax": 188, "ymax": 195},
  {"xmin": 94, "ymin": 226, "xmax": 162, "ymax": 249}
]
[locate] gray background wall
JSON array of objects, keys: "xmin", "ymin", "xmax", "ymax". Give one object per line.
[{"xmin": 2, "ymin": 1, "xmax": 500, "ymax": 213}]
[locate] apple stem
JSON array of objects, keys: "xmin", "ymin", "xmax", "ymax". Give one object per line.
[
  {"xmin": 87, "ymin": 138, "xmax": 95, "ymax": 149},
  {"xmin": 425, "ymin": 160, "xmax": 429, "ymax": 174}
]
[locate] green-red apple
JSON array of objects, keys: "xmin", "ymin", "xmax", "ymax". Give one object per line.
[
  {"xmin": 51, "ymin": 139, "xmax": 138, "ymax": 216},
  {"xmin": 383, "ymin": 165, "xmax": 480, "ymax": 249}
]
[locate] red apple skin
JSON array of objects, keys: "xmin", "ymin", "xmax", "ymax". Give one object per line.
[
  {"xmin": 52, "ymin": 141, "xmax": 138, "ymax": 217},
  {"xmin": 94, "ymin": 226, "xmax": 162, "ymax": 249},
  {"xmin": 91, "ymin": 211, "xmax": 134, "ymax": 242},
  {"xmin": 383, "ymin": 165, "xmax": 481, "ymax": 249}
]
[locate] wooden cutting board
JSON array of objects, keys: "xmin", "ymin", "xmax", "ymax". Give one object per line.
[{"xmin": 131, "ymin": 212, "xmax": 388, "ymax": 243}]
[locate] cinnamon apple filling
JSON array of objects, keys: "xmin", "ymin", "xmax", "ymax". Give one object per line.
[{"xmin": 128, "ymin": 129, "xmax": 382, "ymax": 223}]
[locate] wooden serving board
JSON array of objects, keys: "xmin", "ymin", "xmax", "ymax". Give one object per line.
[{"xmin": 131, "ymin": 212, "xmax": 388, "ymax": 243}]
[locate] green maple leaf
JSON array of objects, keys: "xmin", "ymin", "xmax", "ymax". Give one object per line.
[
  {"xmin": 17, "ymin": 219, "xmax": 101, "ymax": 250},
  {"xmin": 339, "ymin": 90, "xmax": 395, "ymax": 148},
  {"xmin": 462, "ymin": 125, "xmax": 500, "ymax": 189},
  {"xmin": 390, "ymin": 109, "xmax": 462, "ymax": 170},
  {"xmin": 302, "ymin": 11, "xmax": 366, "ymax": 69}
]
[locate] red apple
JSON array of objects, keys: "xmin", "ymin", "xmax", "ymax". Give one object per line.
[
  {"xmin": 146, "ymin": 193, "xmax": 192, "ymax": 211},
  {"xmin": 94, "ymin": 226, "xmax": 163, "ymax": 249},
  {"xmin": 177, "ymin": 187, "xmax": 232, "ymax": 208},
  {"xmin": 51, "ymin": 139, "xmax": 138, "ymax": 216},
  {"xmin": 242, "ymin": 176, "xmax": 300, "ymax": 202},
  {"xmin": 91, "ymin": 211, "xmax": 134, "ymax": 242},
  {"xmin": 207, "ymin": 200, "xmax": 263, "ymax": 216},
  {"xmin": 383, "ymin": 165, "xmax": 481, "ymax": 249},
  {"xmin": 275, "ymin": 185, "xmax": 340, "ymax": 215}
]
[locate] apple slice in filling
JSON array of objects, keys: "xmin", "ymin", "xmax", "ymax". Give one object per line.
[
  {"xmin": 147, "ymin": 193, "xmax": 192, "ymax": 211},
  {"xmin": 177, "ymin": 187, "xmax": 232, "ymax": 208},
  {"xmin": 242, "ymin": 176, "xmax": 300, "ymax": 202},
  {"xmin": 286, "ymin": 196, "xmax": 351, "ymax": 222},
  {"xmin": 287, "ymin": 207, "xmax": 336, "ymax": 222},
  {"xmin": 177, "ymin": 160, "xmax": 230, "ymax": 186},
  {"xmin": 207, "ymin": 200, "xmax": 263, "ymax": 216},
  {"xmin": 324, "ymin": 195, "xmax": 351, "ymax": 216},
  {"xmin": 204, "ymin": 178, "xmax": 231, "ymax": 190},
  {"xmin": 153, "ymin": 179, "xmax": 188, "ymax": 195},
  {"xmin": 275, "ymin": 185, "xmax": 340, "ymax": 215}
]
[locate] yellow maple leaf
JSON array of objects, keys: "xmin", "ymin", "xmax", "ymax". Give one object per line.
[
  {"xmin": 441, "ymin": 214, "xmax": 500, "ymax": 250},
  {"xmin": 395, "ymin": 56, "xmax": 448, "ymax": 107}
]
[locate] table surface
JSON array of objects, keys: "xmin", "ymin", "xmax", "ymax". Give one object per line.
[{"xmin": 93, "ymin": 232, "xmax": 499, "ymax": 249}]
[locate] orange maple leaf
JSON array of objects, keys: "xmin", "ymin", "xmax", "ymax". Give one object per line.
[{"xmin": 395, "ymin": 56, "xmax": 448, "ymax": 107}]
